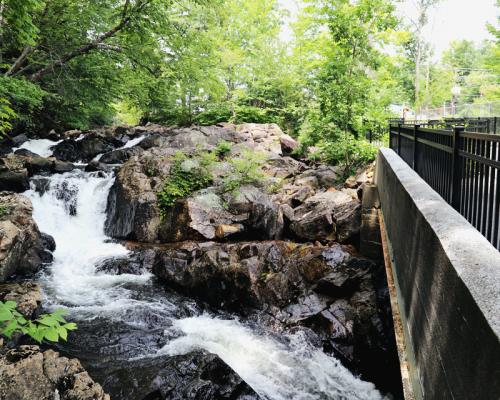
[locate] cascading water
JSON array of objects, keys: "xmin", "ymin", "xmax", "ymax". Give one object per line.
[
  {"xmin": 14, "ymin": 138, "xmax": 61, "ymax": 157},
  {"xmin": 23, "ymin": 142, "xmax": 385, "ymax": 400}
]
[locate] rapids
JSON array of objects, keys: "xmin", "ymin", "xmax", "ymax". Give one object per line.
[{"xmin": 22, "ymin": 141, "xmax": 385, "ymax": 400}]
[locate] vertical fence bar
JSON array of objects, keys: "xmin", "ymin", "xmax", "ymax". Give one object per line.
[
  {"xmin": 397, "ymin": 123, "xmax": 401, "ymax": 155},
  {"xmin": 413, "ymin": 124, "xmax": 419, "ymax": 172},
  {"xmin": 450, "ymin": 126, "xmax": 464, "ymax": 211}
]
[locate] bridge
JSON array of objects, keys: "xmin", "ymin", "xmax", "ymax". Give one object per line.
[{"xmin": 363, "ymin": 120, "xmax": 500, "ymax": 399}]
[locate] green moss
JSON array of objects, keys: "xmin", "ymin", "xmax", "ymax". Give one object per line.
[{"xmin": 215, "ymin": 140, "xmax": 232, "ymax": 157}]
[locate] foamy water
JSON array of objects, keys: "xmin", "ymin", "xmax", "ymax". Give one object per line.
[{"xmin": 14, "ymin": 138, "xmax": 62, "ymax": 157}]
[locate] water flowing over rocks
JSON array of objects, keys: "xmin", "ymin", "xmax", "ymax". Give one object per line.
[
  {"xmin": 0, "ymin": 346, "xmax": 110, "ymax": 400},
  {"xmin": 0, "ymin": 123, "xmax": 402, "ymax": 400}
]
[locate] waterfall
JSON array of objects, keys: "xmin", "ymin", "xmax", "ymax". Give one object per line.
[{"xmin": 23, "ymin": 146, "xmax": 385, "ymax": 400}]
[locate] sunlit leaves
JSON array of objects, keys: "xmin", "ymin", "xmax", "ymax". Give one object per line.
[{"xmin": 0, "ymin": 301, "xmax": 77, "ymax": 343}]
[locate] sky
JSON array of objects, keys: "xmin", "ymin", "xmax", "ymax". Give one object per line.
[{"xmin": 278, "ymin": 0, "xmax": 498, "ymax": 60}]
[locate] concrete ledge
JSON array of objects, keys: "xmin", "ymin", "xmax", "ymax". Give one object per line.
[{"xmin": 375, "ymin": 148, "xmax": 500, "ymax": 400}]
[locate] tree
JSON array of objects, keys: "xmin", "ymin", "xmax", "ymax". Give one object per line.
[{"xmin": 407, "ymin": 0, "xmax": 441, "ymax": 110}]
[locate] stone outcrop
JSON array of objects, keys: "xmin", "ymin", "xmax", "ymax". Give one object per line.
[
  {"xmin": 0, "ymin": 282, "xmax": 42, "ymax": 317},
  {"xmin": 0, "ymin": 346, "xmax": 110, "ymax": 400},
  {"xmin": 0, "ymin": 192, "xmax": 54, "ymax": 281},
  {"xmin": 105, "ymin": 123, "xmax": 361, "ymax": 244},
  {"xmin": 102, "ymin": 350, "xmax": 259, "ymax": 400}
]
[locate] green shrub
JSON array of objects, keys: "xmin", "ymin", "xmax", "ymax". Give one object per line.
[
  {"xmin": 157, "ymin": 151, "xmax": 214, "ymax": 217},
  {"xmin": 0, "ymin": 301, "xmax": 77, "ymax": 343},
  {"xmin": 318, "ymin": 137, "xmax": 377, "ymax": 176},
  {"xmin": 215, "ymin": 140, "xmax": 232, "ymax": 157},
  {"xmin": 222, "ymin": 150, "xmax": 268, "ymax": 194}
]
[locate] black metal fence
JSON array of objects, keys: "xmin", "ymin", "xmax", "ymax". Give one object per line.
[
  {"xmin": 388, "ymin": 117, "xmax": 499, "ymax": 134},
  {"xmin": 389, "ymin": 122, "xmax": 500, "ymax": 251}
]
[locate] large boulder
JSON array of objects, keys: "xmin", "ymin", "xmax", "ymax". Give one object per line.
[
  {"xmin": 52, "ymin": 131, "xmax": 124, "ymax": 162},
  {"xmin": 0, "ymin": 155, "xmax": 29, "ymax": 192},
  {"xmin": 288, "ymin": 190, "xmax": 361, "ymax": 243},
  {"xmin": 99, "ymin": 351, "xmax": 259, "ymax": 400},
  {"xmin": 0, "ymin": 346, "xmax": 110, "ymax": 400},
  {"xmin": 0, "ymin": 193, "xmax": 53, "ymax": 281}
]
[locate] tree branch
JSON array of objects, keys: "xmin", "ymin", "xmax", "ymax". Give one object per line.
[{"xmin": 28, "ymin": 0, "xmax": 149, "ymax": 82}]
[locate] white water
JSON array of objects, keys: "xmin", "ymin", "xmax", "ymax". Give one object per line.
[
  {"xmin": 14, "ymin": 138, "xmax": 62, "ymax": 157},
  {"xmin": 120, "ymin": 135, "xmax": 145, "ymax": 149},
  {"xmin": 161, "ymin": 316, "xmax": 384, "ymax": 400},
  {"xmin": 22, "ymin": 138, "xmax": 385, "ymax": 400}
]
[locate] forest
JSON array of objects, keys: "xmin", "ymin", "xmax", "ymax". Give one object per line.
[{"xmin": 0, "ymin": 0, "xmax": 499, "ymax": 170}]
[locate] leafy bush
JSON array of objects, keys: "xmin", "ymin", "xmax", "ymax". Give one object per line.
[
  {"xmin": 0, "ymin": 99, "xmax": 16, "ymax": 137},
  {"xmin": 222, "ymin": 150, "xmax": 268, "ymax": 194},
  {"xmin": 0, "ymin": 301, "xmax": 77, "ymax": 343},
  {"xmin": 194, "ymin": 105, "xmax": 233, "ymax": 126},
  {"xmin": 157, "ymin": 151, "xmax": 214, "ymax": 217},
  {"xmin": 318, "ymin": 137, "xmax": 377, "ymax": 176},
  {"xmin": 215, "ymin": 140, "xmax": 232, "ymax": 157}
]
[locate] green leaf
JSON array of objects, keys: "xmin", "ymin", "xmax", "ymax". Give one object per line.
[
  {"xmin": 44, "ymin": 327, "xmax": 59, "ymax": 342},
  {"xmin": 57, "ymin": 326, "xmax": 68, "ymax": 341},
  {"xmin": 0, "ymin": 310, "xmax": 13, "ymax": 321}
]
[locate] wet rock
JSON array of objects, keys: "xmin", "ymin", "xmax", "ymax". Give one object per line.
[
  {"xmin": 14, "ymin": 148, "xmax": 38, "ymax": 157},
  {"xmin": 0, "ymin": 169, "xmax": 29, "ymax": 192},
  {"xmin": 97, "ymin": 249, "xmax": 156, "ymax": 275},
  {"xmin": 99, "ymin": 351, "xmax": 259, "ymax": 400},
  {"xmin": 40, "ymin": 232, "xmax": 56, "ymax": 252},
  {"xmin": 53, "ymin": 133, "xmax": 116, "ymax": 162},
  {"xmin": 11, "ymin": 134, "xmax": 29, "ymax": 147},
  {"xmin": 0, "ymin": 193, "xmax": 50, "ymax": 281},
  {"xmin": 0, "ymin": 345, "xmax": 110, "ymax": 400},
  {"xmin": 0, "ymin": 282, "xmax": 42, "ymax": 317},
  {"xmin": 99, "ymin": 147, "xmax": 143, "ymax": 164},
  {"xmin": 52, "ymin": 159, "xmax": 75, "ymax": 173}
]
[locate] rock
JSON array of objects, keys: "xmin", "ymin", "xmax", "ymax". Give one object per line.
[
  {"xmin": 0, "ymin": 282, "xmax": 42, "ymax": 317},
  {"xmin": 40, "ymin": 232, "xmax": 56, "ymax": 252},
  {"xmin": 0, "ymin": 169, "xmax": 29, "ymax": 192},
  {"xmin": 289, "ymin": 190, "xmax": 360, "ymax": 243},
  {"xmin": 99, "ymin": 147, "xmax": 143, "ymax": 164},
  {"xmin": 52, "ymin": 159, "xmax": 75, "ymax": 173},
  {"xmin": 11, "ymin": 134, "xmax": 29, "ymax": 147},
  {"xmin": 52, "ymin": 133, "xmax": 117, "ymax": 162},
  {"xmin": 100, "ymin": 351, "xmax": 259, "ymax": 400},
  {"xmin": 85, "ymin": 160, "xmax": 111, "ymax": 173},
  {"xmin": 0, "ymin": 345, "xmax": 110, "ymax": 400},
  {"xmin": 14, "ymin": 148, "xmax": 38, "ymax": 157},
  {"xmin": 0, "ymin": 193, "xmax": 50, "ymax": 281},
  {"xmin": 279, "ymin": 134, "xmax": 299, "ymax": 155}
]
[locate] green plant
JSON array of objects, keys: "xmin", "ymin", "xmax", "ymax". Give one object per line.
[
  {"xmin": 0, "ymin": 98, "xmax": 16, "ymax": 137},
  {"xmin": 222, "ymin": 150, "xmax": 268, "ymax": 194},
  {"xmin": 215, "ymin": 140, "xmax": 232, "ymax": 157},
  {"xmin": 318, "ymin": 138, "xmax": 377, "ymax": 177},
  {"xmin": 0, "ymin": 301, "xmax": 77, "ymax": 343},
  {"xmin": 0, "ymin": 206, "xmax": 9, "ymax": 218},
  {"xmin": 157, "ymin": 151, "xmax": 214, "ymax": 217}
]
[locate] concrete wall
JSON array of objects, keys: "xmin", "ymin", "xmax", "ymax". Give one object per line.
[{"xmin": 375, "ymin": 148, "xmax": 500, "ymax": 400}]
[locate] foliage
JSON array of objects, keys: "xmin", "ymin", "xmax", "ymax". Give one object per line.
[
  {"xmin": 0, "ymin": 205, "xmax": 9, "ymax": 218},
  {"xmin": 222, "ymin": 150, "xmax": 267, "ymax": 194},
  {"xmin": 318, "ymin": 138, "xmax": 377, "ymax": 176},
  {"xmin": 157, "ymin": 151, "xmax": 214, "ymax": 216},
  {"xmin": 0, "ymin": 98, "xmax": 16, "ymax": 137},
  {"xmin": 0, "ymin": 301, "xmax": 77, "ymax": 343},
  {"xmin": 215, "ymin": 140, "xmax": 232, "ymax": 157}
]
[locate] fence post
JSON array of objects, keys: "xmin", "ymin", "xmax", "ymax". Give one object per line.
[
  {"xmin": 413, "ymin": 124, "xmax": 420, "ymax": 171},
  {"xmin": 451, "ymin": 126, "xmax": 464, "ymax": 211},
  {"xmin": 494, "ymin": 117, "xmax": 497, "ymax": 134},
  {"xmin": 397, "ymin": 123, "xmax": 401, "ymax": 155}
]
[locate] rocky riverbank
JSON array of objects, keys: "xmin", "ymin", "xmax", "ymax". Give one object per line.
[{"xmin": 0, "ymin": 122, "xmax": 402, "ymax": 399}]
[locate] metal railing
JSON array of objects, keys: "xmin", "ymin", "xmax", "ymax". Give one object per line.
[
  {"xmin": 388, "ymin": 117, "xmax": 499, "ymax": 134},
  {"xmin": 389, "ymin": 122, "xmax": 500, "ymax": 251}
]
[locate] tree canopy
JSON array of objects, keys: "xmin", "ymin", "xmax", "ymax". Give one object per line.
[{"xmin": 0, "ymin": 0, "xmax": 498, "ymax": 168}]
